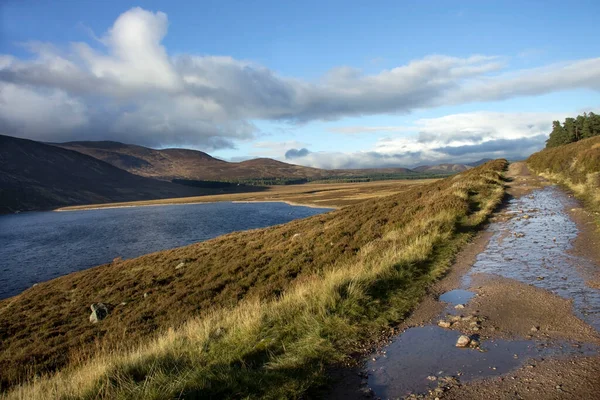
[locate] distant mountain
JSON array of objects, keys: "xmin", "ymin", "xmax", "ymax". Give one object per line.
[
  {"xmin": 413, "ymin": 163, "xmax": 472, "ymax": 174},
  {"xmin": 0, "ymin": 135, "xmax": 229, "ymax": 213},
  {"xmin": 58, "ymin": 141, "xmax": 334, "ymax": 181},
  {"xmin": 57, "ymin": 141, "xmax": 415, "ymax": 181},
  {"xmin": 466, "ymin": 158, "xmax": 493, "ymax": 167}
]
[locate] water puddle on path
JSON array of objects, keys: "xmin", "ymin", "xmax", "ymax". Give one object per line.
[
  {"xmin": 439, "ymin": 289, "xmax": 476, "ymax": 306},
  {"xmin": 367, "ymin": 326, "xmax": 596, "ymax": 398},
  {"xmin": 366, "ymin": 186, "xmax": 600, "ymax": 399},
  {"xmin": 467, "ymin": 186, "xmax": 600, "ymax": 331}
]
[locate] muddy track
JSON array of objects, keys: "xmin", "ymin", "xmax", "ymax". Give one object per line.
[{"xmin": 328, "ymin": 162, "xmax": 600, "ymax": 399}]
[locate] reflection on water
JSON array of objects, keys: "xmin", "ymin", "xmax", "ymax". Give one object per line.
[
  {"xmin": 367, "ymin": 325, "xmax": 596, "ymax": 398},
  {"xmin": 468, "ymin": 186, "xmax": 600, "ymax": 331},
  {"xmin": 0, "ymin": 202, "xmax": 330, "ymax": 299},
  {"xmin": 439, "ymin": 289, "xmax": 476, "ymax": 306}
]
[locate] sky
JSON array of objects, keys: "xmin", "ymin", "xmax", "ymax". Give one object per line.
[{"xmin": 1, "ymin": 0, "xmax": 599, "ymax": 168}]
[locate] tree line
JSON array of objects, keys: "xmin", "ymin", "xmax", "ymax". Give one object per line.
[{"xmin": 546, "ymin": 112, "xmax": 600, "ymax": 148}]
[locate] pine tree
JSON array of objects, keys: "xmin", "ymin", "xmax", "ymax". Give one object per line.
[
  {"xmin": 581, "ymin": 117, "xmax": 592, "ymax": 139},
  {"xmin": 546, "ymin": 120, "xmax": 570, "ymax": 148}
]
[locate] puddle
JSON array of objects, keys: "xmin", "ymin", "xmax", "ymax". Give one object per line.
[
  {"xmin": 367, "ymin": 326, "xmax": 596, "ymax": 398},
  {"xmin": 365, "ymin": 186, "xmax": 600, "ymax": 399},
  {"xmin": 466, "ymin": 186, "xmax": 600, "ymax": 331},
  {"xmin": 439, "ymin": 289, "xmax": 476, "ymax": 305}
]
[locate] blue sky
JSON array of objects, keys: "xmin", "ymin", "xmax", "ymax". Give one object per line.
[{"xmin": 1, "ymin": 0, "xmax": 599, "ymax": 167}]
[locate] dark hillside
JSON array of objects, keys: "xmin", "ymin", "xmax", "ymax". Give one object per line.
[{"xmin": 0, "ymin": 135, "xmax": 216, "ymax": 213}]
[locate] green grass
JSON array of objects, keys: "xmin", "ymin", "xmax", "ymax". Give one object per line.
[{"xmin": 1, "ymin": 160, "xmax": 507, "ymax": 399}]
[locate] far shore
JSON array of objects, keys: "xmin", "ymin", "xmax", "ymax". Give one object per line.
[
  {"xmin": 55, "ymin": 199, "xmax": 337, "ymax": 212},
  {"xmin": 54, "ymin": 179, "xmax": 433, "ymax": 212}
]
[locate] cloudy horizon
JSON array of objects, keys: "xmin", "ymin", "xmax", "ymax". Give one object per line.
[{"xmin": 1, "ymin": 2, "xmax": 599, "ymax": 169}]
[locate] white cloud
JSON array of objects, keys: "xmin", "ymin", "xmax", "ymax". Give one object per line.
[
  {"xmin": 0, "ymin": 7, "xmax": 599, "ymax": 150},
  {"xmin": 291, "ymin": 111, "xmax": 579, "ymax": 168},
  {"xmin": 0, "ymin": 83, "xmax": 88, "ymax": 139},
  {"xmin": 251, "ymin": 140, "xmax": 310, "ymax": 157}
]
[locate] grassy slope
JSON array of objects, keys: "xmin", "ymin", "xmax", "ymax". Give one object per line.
[
  {"xmin": 527, "ymin": 136, "xmax": 600, "ymax": 218},
  {"xmin": 1, "ymin": 160, "xmax": 507, "ymax": 399}
]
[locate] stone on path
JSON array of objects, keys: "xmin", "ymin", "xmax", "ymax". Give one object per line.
[
  {"xmin": 456, "ymin": 335, "xmax": 471, "ymax": 347},
  {"xmin": 438, "ymin": 320, "xmax": 452, "ymax": 328}
]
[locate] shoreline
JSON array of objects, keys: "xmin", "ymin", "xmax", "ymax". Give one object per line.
[{"xmin": 54, "ymin": 199, "xmax": 337, "ymax": 212}]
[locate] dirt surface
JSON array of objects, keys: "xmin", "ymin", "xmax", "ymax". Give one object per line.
[
  {"xmin": 327, "ymin": 162, "xmax": 600, "ymax": 400},
  {"xmin": 435, "ymin": 355, "xmax": 600, "ymax": 400},
  {"xmin": 568, "ymin": 206, "xmax": 600, "ymax": 289},
  {"xmin": 455, "ymin": 274, "xmax": 600, "ymax": 343}
]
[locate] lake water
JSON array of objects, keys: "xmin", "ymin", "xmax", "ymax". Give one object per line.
[{"xmin": 0, "ymin": 202, "xmax": 331, "ymax": 299}]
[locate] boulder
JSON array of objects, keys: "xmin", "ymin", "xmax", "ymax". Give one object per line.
[{"xmin": 89, "ymin": 303, "xmax": 108, "ymax": 323}]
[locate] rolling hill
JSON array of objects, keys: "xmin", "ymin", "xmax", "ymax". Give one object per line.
[
  {"xmin": 57, "ymin": 141, "xmax": 416, "ymax": 181},
  {"xmin": 0, "ymin": 135, "xmax": 240, "ymax": 213},
  {"xmin": 58, "ymin": 141, "xmax": 335, "ymax": 181}
]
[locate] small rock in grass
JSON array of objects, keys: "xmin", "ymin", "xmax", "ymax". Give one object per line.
[
  {"xmin": 89, "ymin": 303, "xmax": 108, "ymax": 323},
  {"xmin": 456, "ymin": 335, "xmax": 471, "ymax": 347},
  {"xmin": 531, "ymin": 326, "xmax": 540, "ymax": 332},
  {"xmin": 175, "ymin": 262, "xmax": 185, "ymax": 269}
]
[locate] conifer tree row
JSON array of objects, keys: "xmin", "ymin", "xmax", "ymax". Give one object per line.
[{"xmin": 546, "ymin": 112, "xmax": 600, "ymax": 148}]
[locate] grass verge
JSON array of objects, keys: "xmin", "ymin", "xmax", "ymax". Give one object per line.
[
  {"xmin": 1, "ymin": 160, "xmax": 507, "ymax": 399},
  {"xmin": 527, "ymin": 136, "xmax": 600, "ymax": 226}
]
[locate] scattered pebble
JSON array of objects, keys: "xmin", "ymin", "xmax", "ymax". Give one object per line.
[
  {"xmin": 456, "ymin": 335, "xmax": 471, "ymax": 348},
  {"xmin": 438, "ymin": 320, "xmax": 451, "ymax": 328}
]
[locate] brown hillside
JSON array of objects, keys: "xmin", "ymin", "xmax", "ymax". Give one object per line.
[
  {"xmin": 0, "ymin": 135, "xmax": 247, "ymax": 213},
  {"xmin": 57, "ymin": 141, "xmax": 417, "ymax": 181}
]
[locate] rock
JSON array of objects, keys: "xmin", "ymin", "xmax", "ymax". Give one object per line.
[
  {"xmin": 438, "ymin": 320, "xmax": 452, "ymax": 328},
  {"xmin": 427, "ymin": 375, "xmax": 437, "ymax": 381},
  {"xmin": 530, "ymin": 326, "xmax": 539, "ymax": 332},
  {"xmin": 454, "ymin": 304, "xmax": 465, "ymax": 309},
  {"xmin": 144, "ymin": 292, "xmax": 149, "ymax": 299},
  {"xmin": 469, "ymin": 339, "xmax": 480, "ymax": 348},
  {"xmin": 89, "ymin": 303, "xmax": 108, "ymax": 323},
  {"xmin": 175, "ymin": 262, "xmax": 185, "ymax": 269},
  {"xmin": 450, "ymin": 315, "xmax": 463, "ymax": 322},
  {"xmin": 456, "ymin": 335, "xmax": 471, "ymax": 347}
]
